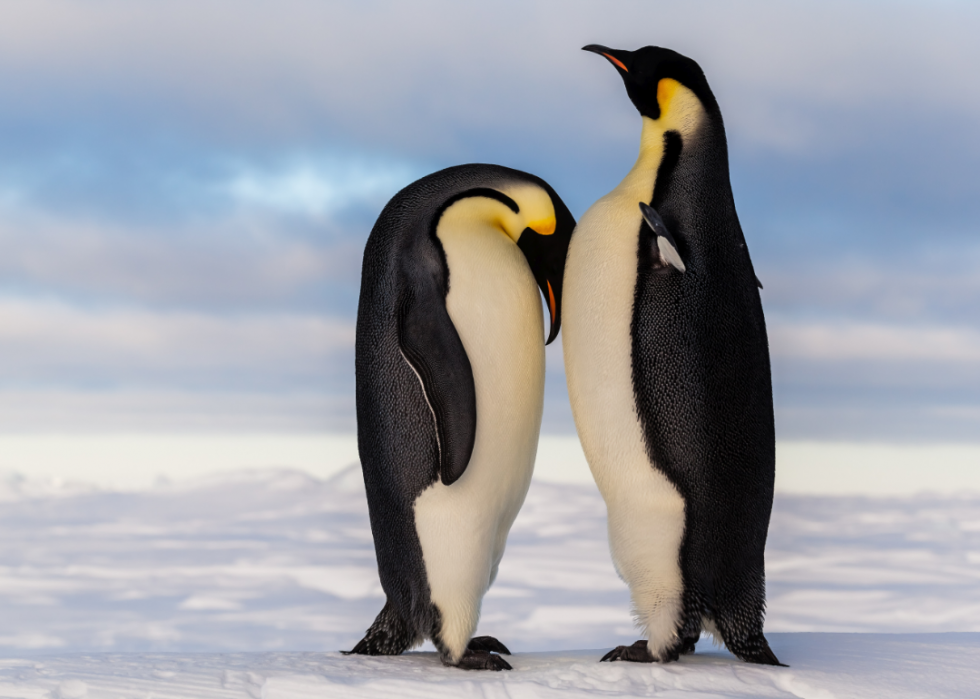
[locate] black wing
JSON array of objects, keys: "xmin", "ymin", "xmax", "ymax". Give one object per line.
[{"xmin": 397, "ymin": 285, "xmax": 476, "ymax": 486}]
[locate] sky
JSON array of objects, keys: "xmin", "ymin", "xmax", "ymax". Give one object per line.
[{"xmin": 1, "ymin": 0, "xmax": 979, "ymax": 441}]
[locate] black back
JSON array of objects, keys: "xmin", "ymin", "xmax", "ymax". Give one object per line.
[{"xmin": 628, "ymin": 52, "xmax": 775, "ymax": 654}]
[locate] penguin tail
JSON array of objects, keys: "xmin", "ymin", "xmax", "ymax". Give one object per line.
[
  {"xmin": 730, "ymin": 633, "xmax": 787, "ymax": 667},
  {"xmin": 344, "ymin": 600, "xmax": 419, "ymax": 656}
]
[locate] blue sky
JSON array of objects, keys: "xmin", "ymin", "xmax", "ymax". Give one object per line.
[{"xmin": 1, "ymin": 0, "xmax": 978, "ymax": 440}]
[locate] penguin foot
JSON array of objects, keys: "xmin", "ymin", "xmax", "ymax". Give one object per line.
[
  {"xmin": 344, "ymin": 634, "xmax": 407, "ymax": 656},
  {"xmin": 679, "ymin": 636, "xmax": 698, "ymax": 655},
  {"xmin": 467, "ymin": 635, "xmax": 511, "ymax": 655},
  {"xmin": 343, "ymin": 601, "xmax": 415, "ymax": 656},
  {"xmin": 600, "ymin": 640, "xmax": 655, "ymax": 663},
  {"xmin": 450, "ymin": 649, "xmax": 512, "ymax": 671}
]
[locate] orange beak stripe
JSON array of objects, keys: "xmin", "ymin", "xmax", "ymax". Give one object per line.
[
  {"xmin": 547, "ymin": 280, "xmax": 557, "ymax": 325},
  {"xmin": 602, "ymin": 53, "xmax": 628, "ymax": 73}
]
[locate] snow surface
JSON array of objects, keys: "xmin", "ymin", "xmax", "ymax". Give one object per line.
[
  {"xmin": 0, "ymin": 466, "xmax": 978, "ymax": 696},
  {"xmin": 1, "ymin": 636, "xmax": 979, "ymax": 699}
]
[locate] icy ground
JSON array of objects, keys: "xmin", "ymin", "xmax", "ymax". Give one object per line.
[{"xmin": 0, "ymin": 466, "xmax": 978, "ymax": 697}]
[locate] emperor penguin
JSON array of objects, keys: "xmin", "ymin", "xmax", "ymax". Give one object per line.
[
  {"xmin": 349, "ymin": 164, "xmax": 574, "ymax": 670},
  {"xmin": 562, "ymin": 45, "xmax": 782, "ymax": 666}
]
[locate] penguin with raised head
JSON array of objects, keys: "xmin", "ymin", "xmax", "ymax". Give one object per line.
[
  {"xmin": 562, "ymin": 45, "xmax": 782, "ymax": 665},
  {"xmin": 348, "ymin": 164, "xmax": 574, "ymax": 670}
]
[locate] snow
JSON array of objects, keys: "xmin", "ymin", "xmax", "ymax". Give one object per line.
[
  {"xmin": 0, "ymin": 465, "xmax": 978, "ymax": 696},
  {"xmin": 0, "ymin": 637, "xmax": 978, "ymax": 698}
]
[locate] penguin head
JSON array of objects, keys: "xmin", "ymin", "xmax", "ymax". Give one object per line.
[
  {"xmin": 437, "ymin": 181, "xmax": 574, "ymax": 344},
  {"xmin": 505, "ymin": 183, "xmax": 574, "ymax": 345},
  {"xmin": 582, "ymin": 44, "xmax": 718, "ymax": 127}
]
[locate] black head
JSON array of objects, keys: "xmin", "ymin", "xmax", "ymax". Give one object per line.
[{"xmin": 582, "ymin": 45, "xmax": 718, "ymax": 120}]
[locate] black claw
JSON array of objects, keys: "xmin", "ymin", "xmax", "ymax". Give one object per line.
[
  {"xmin": 453, "ymin": 649, "xmax": 512, "ymax": 671},
  {"xmin": 600, "ymin": 640, "xmax": 654, "ymax": 663},
  {"xmin": 679, "ymin": 637, "xmax": 698, "ymax": 655},
  {"xmin": 343, "ymin": 638, "xmax": 388, "ymax": 656},
  {"xmin": 468, "ymin": 635, "xmax": 511, "ymax": 655}
]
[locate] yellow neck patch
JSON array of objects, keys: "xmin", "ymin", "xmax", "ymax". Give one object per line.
[
  {"xmin": 611, "ymin": 79, "xmax": 707, "ymax": 203},
  {"xmin": 633, "ymin": 78, "xmax": 705, "ymax": 169},
  {"xmin": 654, "ymin": 78, "xmax": 703, "ymax": 137}
]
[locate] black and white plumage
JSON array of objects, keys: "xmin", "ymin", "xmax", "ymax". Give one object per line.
[
  {"xmin": 348, "ymin": 164, "xmax": 574, "ymax": 670},
  {"xmin": 563, "ymin": 45, "xmax": 782, "ymax": 666}
]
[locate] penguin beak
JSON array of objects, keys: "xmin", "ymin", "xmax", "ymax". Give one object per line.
[
  {"xmin": 584, "ymin": 44, "xmax": 662, "ymax": 121},
  {"xmin": 516, "ymin": 205, "xmax": 575, "ymax": 345},
  {"xmin": 582, "ymin": 44, "xmax": 630, "ymax": 74}
]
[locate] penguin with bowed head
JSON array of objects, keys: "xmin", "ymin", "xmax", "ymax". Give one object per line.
[
  {"xmin": 348, "ymin": 164, "xmax": 575, "ymax": 670},
  {"xmin": 562, "ymin": 45, "xmax": 783, "ymax": 666}
]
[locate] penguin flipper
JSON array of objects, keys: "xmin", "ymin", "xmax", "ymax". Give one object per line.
[
  {"xmin": 398, "ymin": 291, "xmax": 477, "ymax": 487},
  {"xmin": 639, "ymin": 202, "xmax": 686, "ymax": 273}
]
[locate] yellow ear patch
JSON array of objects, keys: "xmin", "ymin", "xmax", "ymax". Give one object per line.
[
  {"xmin": 527, "ymin": 216, "xmax": 556, "ymax": 236},
  {"xmin": 497, "ymin": 183, "xmax": 557, "ymax": 241},
  {"xmin": 657, "ymin": 78, "xmax": 682, "ymax": 117}
]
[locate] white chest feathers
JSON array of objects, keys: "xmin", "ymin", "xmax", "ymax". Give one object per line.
[
  {"xmin": 412, "ymin": 215, "xmax": 545, "ymax": 659},
  {"xmin": 561, "ymin": 119, "xmax": 688, "ymax": 658}
]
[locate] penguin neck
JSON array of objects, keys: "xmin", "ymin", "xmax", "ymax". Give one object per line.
[{"xmin": 615, "ymin": 117, "xmax": 670, "ymax": 201}]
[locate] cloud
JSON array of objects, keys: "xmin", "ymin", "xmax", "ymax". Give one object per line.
[
  {"xmin": 0, "ymin": 142, "xmax": 420, "ymax": 223},
  {"xmin": 0, "ymin": 298, "xmax": 355, "ymax": 389},
  {"xmin": 0, "ymin": 0, "xmax": 974, "ymax": 249},
  {"xmin": 757, "ymin": 254, "xmax": 980, "ymax": 324},
  {"xmin": 1, "ymin": 0, "xmax": 977, "ymax": 156},
  {"xmin": 769, "ymin": 320, "xmax": 980, "ymax": 363},
  {"xmin": 1, "ymin": 0, "xmax": 977, "ymax": 230},
  {"xmin": 0, "ymin": 210, "xmax": 364, "ymax": 311},
  {"xmin": 220, "ymin": 156, "xmax": 419, "ymax": 217},
  {"xmin": 0, "ymin": 389, "xmax": 352, "ymax": 432},
  {"xmin": 774, "ymin": 401, "xmax": 980, "ymax": 443}
]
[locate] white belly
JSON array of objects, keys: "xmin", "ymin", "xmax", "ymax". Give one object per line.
[
  {"xmin": 562, "ymin": 183, "xmax": 687, "ymax": 657},
  {"xmin": 413, "ymin": 220, "xmax": 545, "ymax": 659}
]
